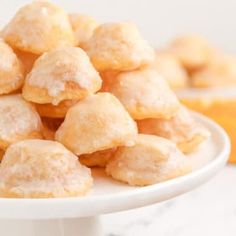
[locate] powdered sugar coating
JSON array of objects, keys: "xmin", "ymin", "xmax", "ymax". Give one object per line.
[
  {"xmin": 0, "ymin": 140, "xmax": 93, "ymax": 198},
  {"xmin": 0, "ymin": 95, "xmax": 42, "ymax": 150},
  {"xmin": 84, "ymin": 22, "xmax": 155, "ymax": 71},
  {"xmin": 22, "ymin": 47, "xmax": 102, "ymax": 105},
  {"xmin": 69, "ymin": 13, "xmax": 99, "ymax": 47},
  {"xmin": 103, "ymin": 69, "xmax": 180, "ymax": 120},
  {"xmin": 55, "ymin": 93, "xmax": 138, "ymax": 155},
  {"xmin": 138, "ymin": 105, "xmax": 210, "ymax": 153},
  {"xmin": 0, "ymin": 39, "xmax": 24, "ymax": 95},
  {"xmin": 106, "ymin": 134, "xmax": 191, "ymax": 186},
  {"xmin": 2, "ymin": 1, "xmax": 74, "ymax": 54}
]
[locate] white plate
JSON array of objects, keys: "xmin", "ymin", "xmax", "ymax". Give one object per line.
[{"xmin": 0, "ymin": 112, "xmax": 230, "ymax": 220}]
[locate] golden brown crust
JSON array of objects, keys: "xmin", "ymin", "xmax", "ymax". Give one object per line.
[
  {"xmin": 36, "ymin": 100, "xmax": 78, "ymax": 118},
  {"xmin": 41, "ymin": 117, "xmax": 64, "ymax": 140},
  {"xmin": 0, "ymin": 149, "xmax": 5, "ymax": 161},
  {"xmin": 79, "ymin": 148, "xmax": 116, "ymax": 167},
  {"xmin": 14, "ymin": 48, "xmax": 39, "ymax": 74}
]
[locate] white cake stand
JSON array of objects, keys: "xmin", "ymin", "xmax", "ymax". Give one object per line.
[{"xmin": 0, "ymin": 113, "xmax": 230, "ymax": 236}]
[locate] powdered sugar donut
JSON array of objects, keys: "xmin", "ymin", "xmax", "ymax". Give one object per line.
[
  {"xmin": 103, "ymin": 68, "xmax": 180, "ymax": 120},
  {"xmin": 69, "ymin": 13, "xmax": 99, "ymax": 47},
  {"xmin": 2, "ymin": 1, "xmax": 74, "ymax": 54},
  {"xmin": 106, "ymin": 134, "xmax": 191, "ymax": 186},
  {"xmin": 0, "ymin": 140, "xmax": 93, "ymax": 198},
  {"xmin": 22, "ymin": 47, "xmax": 102, "ymax": 105},
  {"xmin": 138, "ymin": 105, "xmax": 210, "ymax": 153},
  {"xmin": 84, "ymin": 22, "xmax": 155, "ymax": 71},
  {"xmin": 55, "ymin": 92, "xmax": 138, "ymax": 155},
  {"xmin": 0, "ymin": 39, "xmax": 24, "ymax": 95},
  {"xmin": 0, "ymin": 95, "xmax": 42, "ymax": 150}
]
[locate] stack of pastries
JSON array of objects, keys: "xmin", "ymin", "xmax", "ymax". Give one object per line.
[
  {"xmin": 153, "ymin": 35, "xmax": 236, "ymax": 163},
  {"xmin": 0, "ymin": 1, "xmax": 210, "ymax": 198}
]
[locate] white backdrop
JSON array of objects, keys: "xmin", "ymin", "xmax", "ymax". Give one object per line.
[{"xmin": 0, "ymin": 0, "xmax": 236, "ymax": 52}]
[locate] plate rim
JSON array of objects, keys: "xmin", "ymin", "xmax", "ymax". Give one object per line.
[{"xmin": 0, "ymin": 112, "xmax": 231, "ymax": 219}]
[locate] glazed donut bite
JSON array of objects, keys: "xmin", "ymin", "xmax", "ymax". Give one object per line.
[
  {"xmin": 22, "ymin": 47, "xmax": 102, "ymax": 105},
  {"xmin": 55, "ymin": 92, "xmax": 138, "ymax": 155},
  {"xmin": 79, "ymin": 148, "xmax": 116, "ymax": 168},
  {"xmin": 0, "ymin": 95, "xmax": 42, "ymax": 150},
  {"xmin": 149, "ymin": 51, "xmax": 188, "ymax": 89},
  {"xmin": 69, "ymin": 13, "xmax": 99, "ymax": 47},
  {"xmin": 103, "ymin": 68, "xmax": 180, "ymax": 120},
  {"xmin": 138, "ymin": 105, "xmax": 210, "ymax": 153},
  {"xmin": 106, "ymin": 134, "xmax": 191, "ymax": 186},
  {"xmin": 83, "ymin": 22, "xmax": 155, "ymax": 71},
  {"xmin": 2, "ymin": 1, "xmax": 74, "ymax": 54},
  {"xmin": 0, "ymin": 140, "xmax": 93, "ymax": 198},
  {"xmin": 0, "ymin": 39, "xmax": 24, "ymax": 95},
  {"xmin": 169, "ymin": 34, "xmax": 213, "ymax": 72}
]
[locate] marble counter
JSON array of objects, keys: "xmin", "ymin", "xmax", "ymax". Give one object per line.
[{"xmin": 102, "ymin": 165, "xmax": 236, "ymax": 236}]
